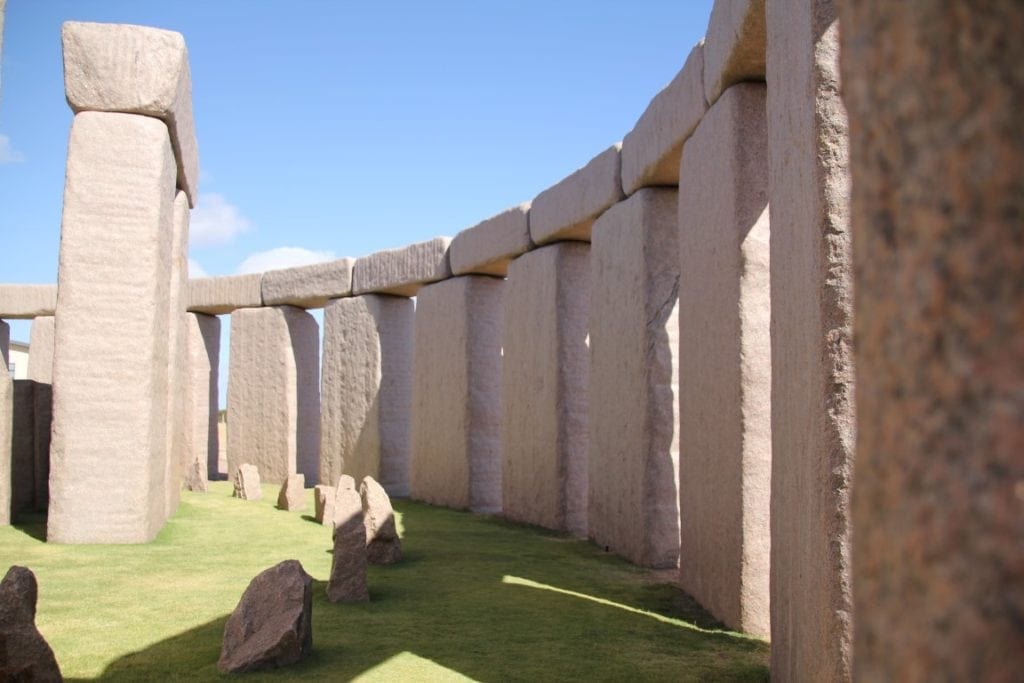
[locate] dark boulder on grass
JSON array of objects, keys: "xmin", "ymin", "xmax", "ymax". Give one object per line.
[
  {"xmin": 0, "ymin": 566, "xmax": 63, "ymax": 682},
  {"xmin": 360, "ymin": 476, "xmax": 402, "ymax": 565},
  {"xmin": 218, "ymin": 560, "xmax": 313, "ymax": 673}
]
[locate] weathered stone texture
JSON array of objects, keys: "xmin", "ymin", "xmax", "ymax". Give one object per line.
[
  {"xmin": 233, "ymin": 464, "xmax": 262, "ymax": 501},
  {"xmin": 449, "ymin": 203, "xmax": 533, "ymax": 277},
  {"xmin": 361, "ymin": 476, "xmax": 401, "ymax": 565},
  {"xmin": 351, "ymin": 237, "xmax": 452, "ymax": 297},
  {"xmin": 0, "ymin": 285, "xmax": 58, "ymax": 319},
  {"xmin": 410, "ymin": 276, "xmax": 504, "ymax": 512},
  {"xmin": 621, "ymin": 43, "xmax": 708, "ymax": 195},
  {"xmin": 841, "ymin": 3, "xmax": 1024, "ymax": 680},
  {"xmin": 588, "ymin": 189, "xmax": 680, "ymax": 568},
  {"xmin": 62, "ymin": 21, "xmax": 199, "ymax": 206},
  {"xmin": 530, "ymin": 144, "xmax": 624, "ymax": 245},
  {"xmin": 677, "ymin": 83, "xmax": 770, "ymax": 638},
  {"xmin": 184, "ymin": 312, "xmax": 219, "ymax": 489},
  {"xmin": 164, "ymin": 190, "xmax": 189, "ymax": 517},
  {"xmin": 314, "ymin": 485, "xmax": 335, "ymax": 525},
  {"xmin": 703, "ymin": 0, "xmax": 766, "ymax": 105},
  {"xmin": 261, "ymin": 258, "xmax": 355, "ymax": 308},
  {"xmin": 187, "ymin": 274, "xmax": 262, "ymax": 314},
  {"xmin": 278, "ymin": 473, "xmax": 306, "ymax": 511},
  {"xmin": 327, "ymin": 480, "xmax": 369, "ymax": 603},
  {"xmin": 28, "ymin": 316, "xmax": 55, "ymax": 384},
  {"xmin": 321, "ymin": 295, "xmax": 413, "ymax": 497},
  {"xmin": 0, "ymin": 566, "xmax": 63, "ymax": 681},
  {"xmin": 227, "ymin": 306, "xmax": 320, "ymax": 486},
  {"xmin": 502, "ymin": 243, "xmax": 590, "ymax": 536},
  {"xmin": 0, "ymin": 323, "xmax": 9, "ymax": 526},
  {"xmin": 48, "ymin": 111, "xmax": 176, "ymax": 544},
  {"xmin": 767, "ymin": 1, "xmax": 852, "ymax": 680}
]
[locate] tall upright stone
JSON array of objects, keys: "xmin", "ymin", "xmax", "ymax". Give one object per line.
[
  {"xmin": 27, "ymin": 317, "xmax": 55, "ymax": 515},
  {"xmin": 410, "ymin": 276, "xmax": 504, "ymax": 512},
  {"xmin": 0, "ymin": 321, "xmax": 9, "ymax": 526},
  {"xmin": 502, "ymin": 243, "xmax": 590, "ymax": 536},
  {"xmin": 227, "ymin": 306, "xmax": 320, "ymax": 486},
  {"xmin": 165, "ymin": 190, "xmax": 189, "ymax": 514},
  {"xmin": 841, "ymin": 2, "xmax": 1024, "ymax": 680},
  {"xmin": 184, "ymin": 312, "xmax": 220, "ymax": 490},
  {"xmin": 767, "ymin": 1, "xmax": 853, "ymax": 679},
  {"xmin": 677, "ymin": 83, "xmax": 771, "ymax": 637},
  {"xmin": 10, "ymin": 380, "xmax": 35, "ymax": 515},
  {"xmin": 589, "ymin": 189, "xmax": 680, "ymax": 568},
  {"xmin": 27, "ymin": 317, "xmax": 54, "ymax": 384},
  {"xmin": 321, "ymin": 295, "xmax": 413, "ymax": 497}
]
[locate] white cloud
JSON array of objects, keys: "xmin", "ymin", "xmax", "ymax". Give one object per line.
[
  {"xmin": 188, "ymin": 258, "xmax": 209, "ymax": 278},
  {"xmin": 236, "ymin": 247, "xmax": 336, "ymax": 275},
  {"xmin": 0, "ymin": 134, "xmax": 26, "ymax": 164},
  {"xmin": 190, "ymin": 193, "xmax": 251, "ymax": 246}
]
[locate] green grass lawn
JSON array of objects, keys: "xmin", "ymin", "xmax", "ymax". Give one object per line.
[{"xmin": 1, "ymin": 482, "xmax": 768, "ymax": 681}]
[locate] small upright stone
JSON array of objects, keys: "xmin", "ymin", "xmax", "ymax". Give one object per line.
[
  {"xmin": 277, "ymin": 474, "xmax": 306, "ymax": 511},
  {"xmin": 234, "ymin": 464, "xmax": 262, "ymax": 501},
  {"xmin": 327, "ymin": 479, "xmax": 369, "ymax": 603},
  {"xmin": 314, "ymin": 485, "xmax": 336, "ymax": 525},
  {"xmin": 360, "ymin": 476, "xmax": 401, "ymax": 565},
  {"xmin": 0, "ymin": 566, "xmax": 63, "ymax": 681}
]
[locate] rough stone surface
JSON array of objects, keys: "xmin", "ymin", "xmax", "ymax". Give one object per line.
[
  {"xmin": 621, "ymin": 43, "xmax": 709, "ymax": 195},
  {"xmin": 677, "ymin": 83, "xmax": 770, "ymax": 638},
  {"xmin": 449, "ymin": 203, "xmax": 533, "ymax": 276},
  {"xmin": 327, "ymin": 479, "xmax": 369, "ymax": 603},
  {"xmin": 164, "ymin": 190, "xmax": 189, "ymax": 517},
  {"xmin": 841, "ymin": 3, "xmax": 1024, "ymax": 680},
  {"xmin": 218, "ymin": 560, "xmax": 313, "ymax": 674},
  {"xmin": 588, "ymin": 189, "xmax": 680, "ymax": 568},
  {"xmin": 0, "ymin": 285, "xmax": 58, "ymax": 319},
  {"xmin": 502, "ymin": 243, "xmax": 590, "ymax": 536},
  {"xmin": 261, "ymin": 258, "xmax": 355, "ymax": 309},
  {"xmin": 187, "ymin": 274, "xmax": 263, "ymax": 315},
  {"xmin": 48, "ymin": 111, "xmax": 176, "ymax": 544},
  {"xmin": 0, "ymin": 323, "xmax": 9, "ymax": 526},
  {"xmin": 11, "ymin": 381, "xmax": 36, "ymax": 515},
  {"xmin": 28, "ymin": 316, "xmax": 55, "ymax": 384},
  {"xmin": 62, "ymin": 21, "xmax": 199, "ymax": 207},
  {"xmin": 0, "ymin": 566, "xmax": 63, "ymax": 681},
  {"xmin": 233, "ymin": 464, "xmax": 262, "ymax": 501},
  {"xmin": 767, "ymin": 1, "xmax": 852, "ymax": 680},
  {"xmin": 530, "ymin": 144, "xmax": 625, "ymax": 245},
  {"xmin": 278, "ymin": 473, "xmax": 306, "ymax": 511},
  {"xmin": 184, "ymin": 312, "xmax": 219, "ymax": 490},
  {"xmin": 314, "ymin": 485, "xmax": 335, "ymax": 525},
  {"xmin": 410, "ymin": 276, "xmax": 504, "ymax": 512},
  {"xmin": 351, "ymin": 237, "xmax": 452, "ymax": 297},
  {"xmin": 321, "ymin": 295, "xmax": 413, "ymax": 497},
  {"xmin": 31, "ymin": 383, "xmax": 52, "ymax": 514},
  {"xmin": 227, "ymin": 306, "xmax": 320, "ymax": 486},
  {"xmin": 360, "ymin": 476, "xmax": 401, "ymax": 565},
  {"xmin": 703, "ymin": 0, "xmax": 767, "ymax": 105}
]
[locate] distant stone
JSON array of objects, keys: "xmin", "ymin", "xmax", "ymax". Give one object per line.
[
  {"xmin": 277, "ymin": 474, "xmax": 306, "ymax": 511},
  {"xmin": 327, "ymin": 479, "xmax": 369, "ymax": 603},
  {"xmin": 0, "ymin": 284, "xmax": 58, "ymax": 320},
  {"xmin": 186, "ymin": 274, "xmax": 263, "ymax": 315},
  {"xmin": 360, "ymin": 476, "xmax": 402, "ymax": 565},
  {"xmin": 314, "ymin": 485, "xmax": 335, "ymax": 525},
  {"xmin": 330, "ymin": 475, "xmax": 357, "ymax": 529},
  {"xmin": 234, "ymin": 464, "xmax": 262, "ymax": 501},
  {"xmin": 0, "ymin": 566, "xmax": 63, "ymax": 681},
  {"xmin": 218, "ymin": 560, "xmax": 313, "ymax": 674},
  {"xmin": 351, "ymin": 237, "xmax": 452, "ymax": 297}
]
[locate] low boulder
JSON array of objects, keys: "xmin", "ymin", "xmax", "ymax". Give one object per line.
[
  {"xmin": 233, "ymin": 463, "xmax": 262, "ymax": 500},
  {"xmin": 277, "ymin": 473, "xmax": 306, "ymax": 511},
  {"xmin": 360, "ymin": 476, "xmax": 402, "ymax": 565},
  {"xmin": 314, "ymin": 485, "xmax": 335, "ymax": 525},
  {"xmin": 0, "ymin": 566, "xmax": 63, "ymax": 681},
  {"xmin": 327, "ymin": 479, "xmax": 369, "ymax": 603}
]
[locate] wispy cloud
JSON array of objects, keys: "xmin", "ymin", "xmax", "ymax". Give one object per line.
[
  {"xmin": 188, "ymin": 258, "xmax": 209, "ymax": 278},
  {"xmin": 0, "ymin": 134, "xmax": 26, "ymax": 164},
  {"xmin": 236, "ymin": 247, "xmax": 336, "ymax": 275},
  {"xmin": 190, "ymin": 193, "xmax": 251, "ymax": 247}
]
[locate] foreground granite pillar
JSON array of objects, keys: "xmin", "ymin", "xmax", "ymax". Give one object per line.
[
  {"xmin": 589, "ymin": 189, "xmax": 680, "ymax": 568},
  {"xmin": 410, "ymin": 276, "xmax": 503, "ymax": 512},
  {"xmin": 321, "ymin": 295, "xmax": 413, "ymax": 497},
  {"xmin": 184, "ymin": 312, "xmax": 219, "ymax": 491},
  {"xmin": 677, "ymin": 83, "xmax": 771, "ymax": 637},
  {"xmin": 227, "ymin": 306, "xmax": 320, "ymax": 486},
  {"xmin": 767, "ymin": 1, "xmax": 853, "ymax": 679},
  {"xmin": 164, "ymin": 190, "xmax": 190, "ymax": 514},
  {"xmin": 502, "ymin": 243, "xmax": 590, "ymax": 536},
  {"xmin": 841, "ymin": 2, "xmax": 1024, "ymax": 679},
  {"xmin": 0, "ymin": 321, "xmax": 9, "ymax": 525}
]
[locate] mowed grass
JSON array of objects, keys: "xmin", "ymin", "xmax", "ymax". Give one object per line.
[{"xmin": 0, "ymin": 482, "xmax": 768, "ymax": 681}]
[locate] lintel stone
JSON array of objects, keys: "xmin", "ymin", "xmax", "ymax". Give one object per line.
[
  {"xmin": 703, "ymin": 0, "xmax": 767, "ymax": 106},
  {"xmin": 0, "ymin": 285, "xmax": 58, "ymax": 319},
  {"xmin": 351, "ymin": 237, "xmax": 452, "ymax": 297},
  {"xmin": 449, "ymin": 203, "xmax": 533, "ymax": 277},
  {"xmin": 187, "ymin": 274, "xmax": 263, "ymax": 314},
  {"xmin": 260, "ymin": 258, "xmax": 355, "ymax": 309}
]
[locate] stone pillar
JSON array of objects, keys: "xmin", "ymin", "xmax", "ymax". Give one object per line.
[
  {"xmin": 28, "ymin": 317, "xmax": 54, "ymax": 383},
  {"xmin": 767, "ymin": 1, "xmax": 853, "ymax": 679},
  {"xmin": 0, "ymin": 321, "xmax": 9, "ymax": 525},
  {"xmin": 410, "ymin": 276, "xmax": 503, "ymax": 512},
  {"xmin": 588, "ymin": 188, "xmax": 679, "ymax": 568},
  {"xmin": 841, "ymin": 2, "xmax": 1024, "ymax": 680},
  {"xmin": 29, "ymin": 316, "xmax": 54, "ymax": 514},
  {"xmin": 184, "ymin": 312, "xmax": 219, "ymax": 491},
  {"xmin": 10, "ymin": 380, "xmax": 34, "ymax": 515},
  {"xmin": 677, "ymin": 83, "xmax": 771, "ymax": 637},
  {"xmin": 227, "ymin": 306, "xmax": 320, "ymax": 486},
  {"xmin": 165, "ymin": 190, "xmax": 189, "ymax": 514},
  {"xmin": 321, "ymin": 295, "xmax": 413, "ymax": 497},
  {"xmin": 502, "ymin": 243, "xmax": 590, "ymax": 536}
]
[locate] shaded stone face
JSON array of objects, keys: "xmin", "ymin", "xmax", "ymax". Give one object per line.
[
  {"xmin": 183, "ymin": 312, "xmax": 220, "ymax": 490},
  {"xmin": 0, "ymin": 566, "xmax": 63, "ymax": 681},
  {"xmin": 360, "ymin": 476, "xmax": 402, "ymax": 565},
  {"xmin": 233, "ymin": 464, "xmax": 262, "ymax": 501},
  {"xmin": 327, "ymin": 480, "xmax": 369, "ymax": 603}
]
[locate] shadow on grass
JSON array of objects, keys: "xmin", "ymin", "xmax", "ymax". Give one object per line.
[
  {"xmin": 87, "ymin": 501, "xmax": 768, "ymax": 681},
  {"xmin": 10, "ymin": 511, "xmax": 47, "ymax": 542}
]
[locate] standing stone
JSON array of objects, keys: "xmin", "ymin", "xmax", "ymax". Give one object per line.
[
  {"xmin": 234, "ymin": 464, "xmax": 262, "ymax": 501},
  {"xmin": 0, "ymin": 566, "xmax": 63, "ymax": 681},
  {"xmin": 409, "ymin": 276, "xmax": 504, "ymax": 512},
  {"xmin": 327, "ymin": 480, "xmax": 369, "ymax": 603},
  {"xmin": 321, "ymin": 295, "xmax": 413, "ymax": 496},
  {"xmin": 227, "ymin": 306, "xmax": 320, "ymax": 486},
  {"xmin": 767, "ymin": 1, "xmax": 853, "ymax": 680},
  {"xmin": 0, "ymin": 322, "xmax": 9, "ymax": 526},
  {"xmin": 502, "ymin": 243, "xmax": 590, "ymax": 536},
  {"xmin": 360, "ymin": 476, "xmax": 401, "ymax": 565},
  {"xmin": 27, "ymin": 316, "xmax": 54, "ymax": 384},
  {"xmin": 184, "ymin": 312, "xmax": 219, "ymax": 490},
  {"xmin": 677, "ymin": 83, "xmax": 771, "ymax": 638},
  {"xmin": 28, "ymin": 317, "xmax": 54, "ymax": 512},
  {"xmin": 10, "ymin": 380, "xmax": 35, "ymax": 516},
  {"xmin": 165, "ymin": 190, "xmax": 189, "ymax": 516},
  {"xmin": 841, "ymin": 3, "xmax": 1024, "ymax": 680},
  {"xmin": 277, "ymin": 473, "xmax": 306, "ymax": 511},
  {"xmin": 314, "ymin": 485, "xmax": 335, "ymax": 525},
  {"xmin": 49, "ymin": 111, "xmax": 177, "ymax": 544},
  {"xmin": 589, "ymin": 189, "xmax": 680, "ymax": 568}
]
